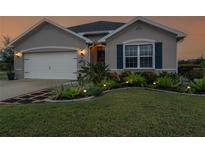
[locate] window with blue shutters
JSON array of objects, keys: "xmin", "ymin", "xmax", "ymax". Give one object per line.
[
  {"xmin": 117, "ymin": 40, "xmax": 162, "ymax": 70},
  {"xmin": 124, "ymin": 43, "xmax": 154, "ymax": 69}
]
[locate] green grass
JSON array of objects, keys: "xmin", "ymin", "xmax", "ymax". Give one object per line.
[
  {"xmin": 0, "ymin": 72, "xmax": 7, "ymax": 80},
  {"xmin": 0, "ymin": 89, "xmax": 205, "ymax": 137}
]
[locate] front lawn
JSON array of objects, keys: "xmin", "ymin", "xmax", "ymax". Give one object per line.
[{"xmin": 0, "ymin": 89, "xmax": 205, "ymax": 136}]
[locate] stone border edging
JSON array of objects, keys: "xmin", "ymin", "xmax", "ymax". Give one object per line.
[
  {"xmin": 145, "ymin": 87, "xmax": 205, "ymax": 97},
  {"xmin": 45, "ymin": 87, "xmax": 205, "ymax": 103}
]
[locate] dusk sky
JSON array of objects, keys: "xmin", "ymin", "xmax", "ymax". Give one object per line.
[{"xmin": 0, "ymin": 16, "xmax": 205, "ymax": 60}]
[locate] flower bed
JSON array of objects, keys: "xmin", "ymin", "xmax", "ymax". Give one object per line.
[
  {"xmin": 49, "ymin": 73, "xmax": 205, "ymax": 102},
  {"xmin": 49, "ymin": 63, "xmax": 205, "ymax": 101}
]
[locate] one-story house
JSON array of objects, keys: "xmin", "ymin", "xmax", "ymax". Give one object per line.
[{"xmin": 10, "ymin": 16, "xmax": 186, "ymax": 80}]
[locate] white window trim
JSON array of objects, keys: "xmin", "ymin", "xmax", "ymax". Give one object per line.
[{"xmin": 123, "ymin": 39, "xmax": 155, "ymax": 69}]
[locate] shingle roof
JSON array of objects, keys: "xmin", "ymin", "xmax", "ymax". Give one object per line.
[{"xmin": 67, "ymin": 21, "xmax": 125, "ymax": 33}]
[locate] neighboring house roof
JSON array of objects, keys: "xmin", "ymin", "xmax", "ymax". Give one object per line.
[
  {"xmin": 99, "ymin": 16, "xmax": 186, "ymax": 42},
  {"xmin": 67, "ymin": 21, "xmax": 125, "ymax": 33},
  {"xmin": 9, "ymin": 18, "xmax": 92, "ymax": 46}
]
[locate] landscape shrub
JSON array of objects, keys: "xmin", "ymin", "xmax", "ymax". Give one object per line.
[
  {"xmin": 193, "ymin": 77, "xmax": 205, "ymax": 93},
  {"xmin": 106, "ymin": 71, "xmax": 119, "ymax": 81},
  {"xmin": 62, "ymin": 86, "xmax": 82, "ymax": 99},
  {"xmin": 124, "ymin": 73, "xmax": 146, "ymax": 87},
  {"xmin": 156, "ymin": 76, "xmax": 174, "ymax": 89},
  {"xmin": 159, "ymin": 72, "xmax": 177, "ymax": 79},
  {"xmin": 173, "ymin": 76, "xmax": 194, "ymax": 93},
  {"xmin": 79, "ymin": 63, "xmax": 109, "ymax": 84},
  {"xmin": 141, "ymin": 72, "xmax": 158, "ymax": 84},
  {"xmin": 119, "ymin": 71, "xmax": 131, "ymax": 81},
  {"xmin": 87, "ymin": 84, "xmax": 102, "ymax": 96},
  {"xmin": 200, "ymin": 60, "xmax": 205, "ymax": 68},
  {"xmin": 101, "ymin": 79, "xmax": 121, "ymax": 90},
  {"xmin": 178, "ymin": 64, "xmax": 205, "ymax": 80},
  {"xmin": 51, "ymin": 85, "xmax": 65, "ymax": 100},
  {"xmin": 0, "ymin": 63, "xmax": 8, "ymax": 71}
]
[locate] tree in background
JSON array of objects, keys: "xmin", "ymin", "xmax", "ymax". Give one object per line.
[{"xmin": 0, "ymin": 35, "xmax": 15, "ymax": 80}]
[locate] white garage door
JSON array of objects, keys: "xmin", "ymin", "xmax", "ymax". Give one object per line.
[{"xmin": 24, "ymin": 51, "xmax": 77, "ymax": 80}]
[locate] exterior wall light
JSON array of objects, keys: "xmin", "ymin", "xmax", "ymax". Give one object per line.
[
  {"xmin": 80, "ymin": 49, "xmax": 86, "ymax": 56},
  {"xmin": 15, "ymin": 52, "xmax": 23, "ymax": 58},
  {"xmin": 78, "ymin": 48, "xmax": 88, "ymax": 64}
]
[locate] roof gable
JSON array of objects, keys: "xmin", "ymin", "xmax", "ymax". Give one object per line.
[
  {"xmin": 9, "ymin": 18, "xmax": 92, "ymax": 46},
  {"xmin": 99, "ymin": 17, "xmax": 186, "ymax": 42}
]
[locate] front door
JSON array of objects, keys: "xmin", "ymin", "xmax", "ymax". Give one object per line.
[{"xmin": 96, "ymin": 46, "xmax": 105, "ymax": 64}]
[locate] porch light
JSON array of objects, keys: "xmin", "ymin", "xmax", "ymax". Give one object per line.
[
  {"xmin": 103, "ymin": 84, "xmax": 106, "ymax": 87},
  {"xmin": 187, "ymin": 86, "xmax": 191, "ymax": 89},
  {"xmin": 83, "ymin": 89, "xmax": 87, "ymax": 93},
  {"xmin": 80, "ymin": 49, "xmax": 86, "ymax": 56},
  {"xmin": 126, "ymin": 81, "xmax": 129, "ymax": 84},
  {"xmin": 153, "ymin": 82, "xmax": 156, "ymax": 85},
  {"xmin": 15, "ymin": 52, "xmax": 22, "ymax": 58}
]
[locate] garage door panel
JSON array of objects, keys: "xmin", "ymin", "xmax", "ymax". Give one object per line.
[{"xmin": 24, "ymin": 51, "xmax": 77, "ymax": 80}]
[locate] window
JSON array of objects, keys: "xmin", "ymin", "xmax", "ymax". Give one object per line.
[
  {"xmin": 125, "ymin": 44, "xmax": 153, "ymax": 68},
  {"xmin": 140, "ymin": 44, "xmax": 153, "ymax": 68},
  {"xmin": 125, "ymin": 45, "xmax": 138, "ymax": 68}
]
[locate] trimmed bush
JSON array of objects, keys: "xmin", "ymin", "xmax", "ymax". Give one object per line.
[
  {"xmin": 178, "ymin": 64, "xmax": 205, "ymax": 80},
  {"xmin": 124, "ymin": 74, "xmax": 146, "ymax": 87},
  {"xmin": 156, "ymin": 76, "xmax": 174, "ymax": 89}
]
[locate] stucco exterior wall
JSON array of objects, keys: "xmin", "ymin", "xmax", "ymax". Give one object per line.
[
  {"xmin": 105, "ymin": 21, "xmax": 177, "ymax": 73},
  {"xmin": 14, "ymin": 23, "xmax": 88, "ymax": 79}
]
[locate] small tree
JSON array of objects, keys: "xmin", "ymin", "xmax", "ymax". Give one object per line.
[{"xmin": 1, "ymin": 35, "xmax": 15, "ymax": 79}]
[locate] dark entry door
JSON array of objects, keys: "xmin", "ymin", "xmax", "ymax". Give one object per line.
[{"xmin": 97, "ymin": 47, "xmax": 105, "ymax": 64}]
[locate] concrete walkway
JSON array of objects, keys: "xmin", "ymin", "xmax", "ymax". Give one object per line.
[{"xmin": 0, "ymin": 79, "xmax": 68, "ymax": 101}]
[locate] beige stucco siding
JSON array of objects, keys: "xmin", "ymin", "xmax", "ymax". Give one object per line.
[
  {"xmin": 14, "ymin": 23, "xmax": 88, "ymax": 79},
  {"xmin": 105, "ymin": 21, "xmax": 177, "ymax": 72}
]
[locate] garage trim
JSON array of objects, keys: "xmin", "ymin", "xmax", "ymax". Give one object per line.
[{"xmin": 21, "ymin": 46, "xmax": 78, "ymax": 53}]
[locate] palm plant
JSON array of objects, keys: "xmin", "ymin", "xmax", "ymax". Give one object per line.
[{"xmin": 79, "ymin": 63, "xmax": 109, "ymax": 84}]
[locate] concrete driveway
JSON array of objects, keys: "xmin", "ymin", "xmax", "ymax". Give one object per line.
[{"xmin": 0, "ymin": 79, "xmax": 68, "ymax": 101}]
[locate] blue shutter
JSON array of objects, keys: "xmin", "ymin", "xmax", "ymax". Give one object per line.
[
  {"xmin": 117, "ymin": 44, "xmax": 123, "ymax": 69},
  {"xmin": 155, "ymin": 42, "xmax": 162, "ymax": 69}
]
